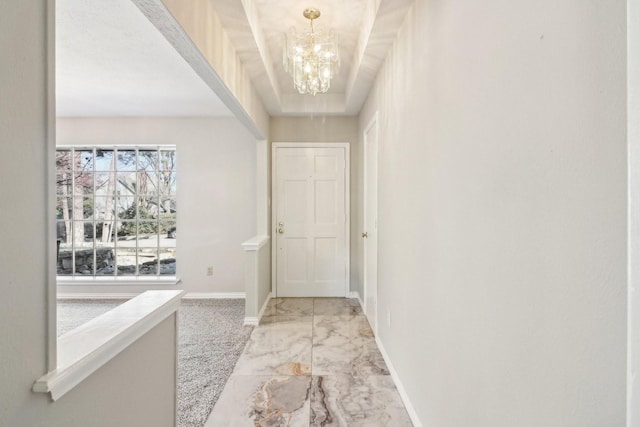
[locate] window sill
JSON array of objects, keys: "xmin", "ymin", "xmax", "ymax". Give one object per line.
[
  {"xmin": 33, "ymin": 290, "xmax": 185, "ymax": 401},
  {"xmin": 56, "ymin": 276, "xmax": 181, "ymax": 286}
]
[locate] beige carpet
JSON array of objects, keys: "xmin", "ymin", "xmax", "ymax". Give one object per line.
[{"xmin": 57, "ymin": 299, "xmax": 253, "ymax": 427}]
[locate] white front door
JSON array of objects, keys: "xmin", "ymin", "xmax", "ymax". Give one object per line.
[
  {"xmin": 273, "ymin": 144, "xmax": 349, "ymax": 297},
  {"xmin": 363, "ymin": 116, "xmax": 379, "ymax": 332}
]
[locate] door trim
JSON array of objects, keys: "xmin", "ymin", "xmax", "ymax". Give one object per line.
[
  {"xmin": 363, "ymin": 113, "xmax": 379, "ymax": 334},
  {"xmin": 271, "ymin": 142, "xmax": 351, "ymax": 298}
]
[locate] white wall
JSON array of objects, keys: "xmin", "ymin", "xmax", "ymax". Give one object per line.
[
  {"xmin": 270, "ymin": 116, "xmax": 362, "ymax": 295},
  {"xmin": 0, "ymin": 2, "xmax": 178, "ymax": 426},
  {"xmin": 360, "ymin": 0, "xmax": 627, "ymax": 425},
  {"xmin": 0, "ymin": 0, "xmax": 52, "ymax": 420},
  {"xmin": 21, "ymin": 316, "xmax": 178, "ymax": 427},
  {"xmin": 243, "ymin": 239, "xmax": 271, "ymax": 321},
  {"xmin": 56, "ymin": 117, "xmax": 257, "ymax": 294},
  {"xmin": 628, "ymin": 0, "xmax": 640, "ymax": 423}
]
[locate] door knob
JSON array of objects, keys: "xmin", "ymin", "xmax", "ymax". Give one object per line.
[
  {"xmin": 278, "ymin": 228, "xmax": 284, "ymax": 234},
  {"xmin": 362, "ymin": 232, "xmax": 368, "ymax": 238}
]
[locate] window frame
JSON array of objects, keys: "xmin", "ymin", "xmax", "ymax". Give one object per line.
[{"xmin": 55, "ymin": 145, "xmax": 177, "ymax": 285}]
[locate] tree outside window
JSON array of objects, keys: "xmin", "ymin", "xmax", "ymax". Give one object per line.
[{"xmin": 56, "ymin": 147, "xmax": 176, "ymax": 278}]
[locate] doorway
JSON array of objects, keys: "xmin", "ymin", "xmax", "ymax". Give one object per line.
[{"xmin": 272, "ymin": 143, "xmax": 350, "ymax": 297}]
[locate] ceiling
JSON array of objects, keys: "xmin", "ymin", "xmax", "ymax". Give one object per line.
[
  {"xmin": 57, "ymin": 0, "xmax": 414, "ymax": 118},
  {"xmin": 56, "ymin": 0, "xmax": 232, "ymax": 117}
]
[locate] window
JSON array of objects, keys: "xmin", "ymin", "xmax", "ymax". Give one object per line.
[{"xmin": 56, "ymin": 146, "xmax": 176, "ymax": 279}]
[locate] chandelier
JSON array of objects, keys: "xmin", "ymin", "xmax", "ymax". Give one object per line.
[{"xmin": 283, "ymin": 8, "xmax": 340, "ymax": 96}]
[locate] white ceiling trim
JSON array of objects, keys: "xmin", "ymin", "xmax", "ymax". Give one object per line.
[
  {"xmin": 240, "ymin": 0, "xmax": 282, "ymax": 109},
  {"xmin": 208, "ymin": 0, "xmax": 416, "ymax": 116},
  {"xmin": 132, "ymin": 0, "xmax": 267, "ymax": 138},
  {"xmin": 281, "ymin": 93, "xmax": 347, "ymax": 116},
  {"xmin": 344, "ymin": 0, "xmax": 416, "ymax": 113},
  {"xmin": 344, "ymin": 0, "xmax": 382, "ymax": 110}
]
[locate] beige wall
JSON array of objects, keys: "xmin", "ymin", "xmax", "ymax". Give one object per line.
[
  {"xmin": 56, "ymin": 117, "xmax": 257, "ymax": 295},
  {"xmin": 270, "ymin": 116, "xmax": 362, "ymax": 295},
  {"xmin": 0, "ymin": 2, "xmax": 178, "ymax": 426},
  {"xmin": 360, "ymin": 0, "xmax": 627, "ymax": 425}
]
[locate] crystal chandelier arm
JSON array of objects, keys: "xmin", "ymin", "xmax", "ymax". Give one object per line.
[{"xmin": 283, "ymin": 8, "xmax": 339, "ymax": 96}]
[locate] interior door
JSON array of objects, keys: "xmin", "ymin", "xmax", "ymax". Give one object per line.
[
  {"xmin": 363, "ymin": 117, "xmax": 379, "ymax": 332},
  {"xmin": 274, "ymin": 145, "xmax": 348, "ymax": 297}
]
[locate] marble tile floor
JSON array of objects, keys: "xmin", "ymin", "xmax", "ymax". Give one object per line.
[{"xmin": 205, "ymin": 298, "xmax": 413, "ymax": 427}]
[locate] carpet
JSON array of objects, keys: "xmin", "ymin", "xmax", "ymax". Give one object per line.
[
  {"xmin": 57, "ymin": 298, "xmax": 253, "ymax": 427},
  {"xmin": 57, "ymin": 299, "xmax": 124, "ymax": 336}
]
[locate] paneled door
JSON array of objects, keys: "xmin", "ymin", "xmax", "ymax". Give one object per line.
[{"xmin": 273, "ymin": 144, "xmax": 349, "ymax": 297}]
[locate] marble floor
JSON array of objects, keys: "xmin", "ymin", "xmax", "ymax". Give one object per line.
[{"xmin": 205, "ymin": 298, "xmax": 413, "ymax": 427}]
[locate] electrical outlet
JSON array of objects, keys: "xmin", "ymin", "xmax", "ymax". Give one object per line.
[
  {"xmin": 387, "ymin": 310, "xmax": 391, "ymax": 328},
  {"xmin": 207, "ymin": 266, "xmax": 213, "ymax": 276}
]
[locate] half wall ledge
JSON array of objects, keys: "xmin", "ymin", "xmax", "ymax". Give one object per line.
[{"xmin": 33, "ymin": 290, "xmax": 185, "ymax": 401}]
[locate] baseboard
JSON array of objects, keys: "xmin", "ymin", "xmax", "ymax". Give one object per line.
[
  {"xmin": 57, "ymin": 292, "xmax": 246, "ymax": 300},
  {"xmin": 245, "ymin": 292, "xmax": 272, "ymax": 326},
  {"xmin": 349, "ymin": 291, "xmax": 364, "ymax": 309},
  {"xmin": 257, "ymin": 292, "xmax": 272, "ymax": 321},
  {"xmin": 183, "ymin": 292, "xmax": 246, "ymax": 299},
  {"xmin": 57, "ymin": 293, "xmax": 139, "ymax": 300},
  {"xmin": 375, "ymin": 336, "xmax": 423, "ymax": 427}
]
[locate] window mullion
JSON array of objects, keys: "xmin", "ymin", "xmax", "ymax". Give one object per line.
[
  {"xmin": 135, "ymin": 148, "xmax": 139, "ymax": 276},
  {"xmin": 113, "ymin": 147, "xmax": 119, "ymax": 278},
  {"xmin": 92, "ymin": 147, "xmax": 97, "ymax": 278},
  {"xmin": 156, "ymin": 147, "xmax": 161, "ymax": 277},
  {"xmin": 70, "ymin": 148, "xmax": 76, "ymax": 278}
]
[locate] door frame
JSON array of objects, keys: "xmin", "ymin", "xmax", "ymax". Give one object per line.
[
  {"xmin": 271, "ymin": 142, "xmax": 351, "ymax": 298},
  {"xmin": 363, "ymin": 113, "xmax": 379, "ymax": 333}
]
